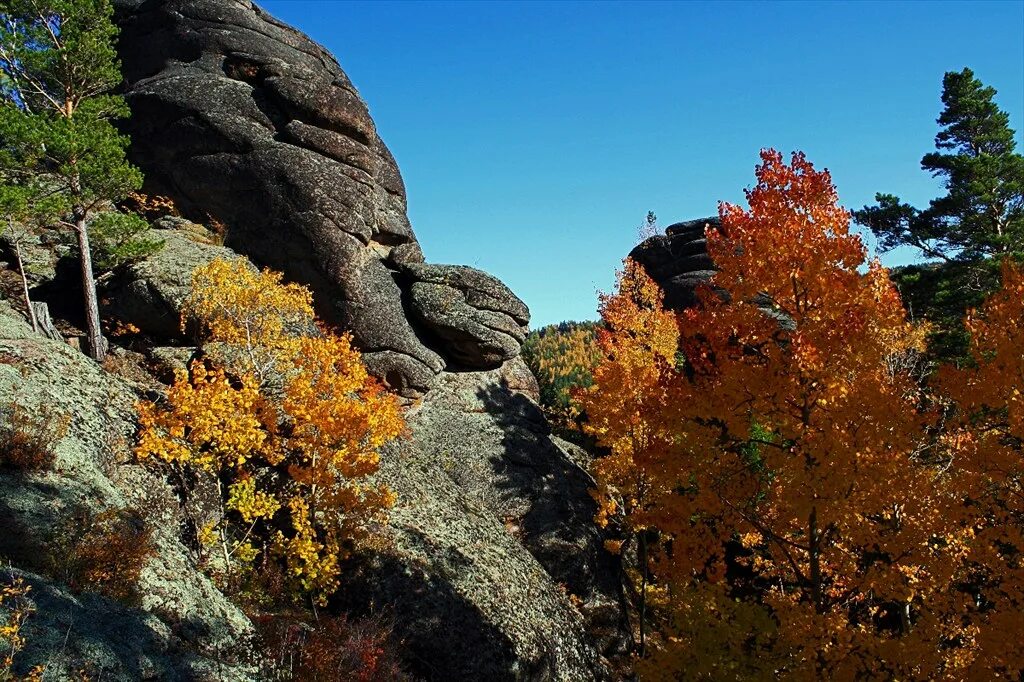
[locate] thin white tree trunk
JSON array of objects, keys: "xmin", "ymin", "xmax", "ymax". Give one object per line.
[{"xmin": 13, "ymin": 237, "xmax": 38, "ymax": 333}]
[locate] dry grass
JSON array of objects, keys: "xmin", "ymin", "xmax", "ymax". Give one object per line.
[
  {"xmin": 0, "ymin": 401, "xmax": 69, "ymax": 472},
  {"xmin": 51, "ymin": 508, "xmax": 155, "ymax": 604}
]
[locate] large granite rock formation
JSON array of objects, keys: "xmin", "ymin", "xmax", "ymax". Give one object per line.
[
  {"xmin": 112, "ymin": 0, "xmax": 527, "ymax": 397},
  {"xmin": 628, "ymin": 217, "xmax": 720, "ymax": 310},
  {"xmin": 95, "ymin": 2, "xmax": 626, "ymax": 678}
]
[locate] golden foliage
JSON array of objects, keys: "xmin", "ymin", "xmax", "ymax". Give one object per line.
[
  {"xmin": 0, "ymin": 575, "xmax": 38, "ymax": 680},
  {"xmin": 522, "ymin": 323, "xmax": 602, "ymax": 413},
  {"xmin": 0, "ymin": 574, "xmax": 45, "ymax": 682},
  {"xmin": 136, "ymin": 258, "xmax": 403, "ymax": 604},
  {"xmin": 181, "ymin": 257, "xmax": 315, "ymax": 385},
  {"xmin": 577, "ymin": 260, "xmax": 679, "ymax": 532}
]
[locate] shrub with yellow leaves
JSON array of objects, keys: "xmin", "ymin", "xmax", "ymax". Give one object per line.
[
  {"xmin": 0, "ymin": 574, "xmax": 42, "ymax": 681},
  {"xmin": 136, "ymin": 258, "xmax": 403, "ymax": 604}
]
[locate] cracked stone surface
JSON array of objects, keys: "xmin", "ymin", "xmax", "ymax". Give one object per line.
[{"xmin": 112, "ymin": 0, "xmax": 528, "ymax": 396}]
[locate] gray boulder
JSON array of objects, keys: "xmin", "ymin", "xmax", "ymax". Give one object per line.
[
  {"xmin": 101, "ymin": 222, "xmax": 245, "ymax": 339},
  {"xmin": 349, "ymin": 361, "xmax": 624, "ymax": 681},
  {"xmin": 404, "ymin": 263, "xmax": 530, "ymax": 369}
]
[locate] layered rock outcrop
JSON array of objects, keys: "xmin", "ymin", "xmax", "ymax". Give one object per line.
[
  {"xmin": 628, "ymin": 217, "xmax": 720, "ymax": 310},
  {"xmin": 112, "ymin": 0, "xmax": 527, "ymax": 397},
  {"xmin": 633, "ymin": 216, "xmax": 795, "ymax": 330}
]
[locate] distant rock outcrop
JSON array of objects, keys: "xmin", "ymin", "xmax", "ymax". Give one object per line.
[
  {"xmin": 628, "ymin": 217, "xmax": 720, "ymax": 310},
  {"xmin": 632, "ymin": 217, "xmax": 795, "ymax": 331},
  {"xmin": 112, "ymin": 0, "xmax": 526, "ymax": 397}
]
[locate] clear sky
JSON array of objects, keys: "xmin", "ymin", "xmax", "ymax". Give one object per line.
[{"xmin": 260, "ymin": 0, "xmax": 1024, "ymax": 328}]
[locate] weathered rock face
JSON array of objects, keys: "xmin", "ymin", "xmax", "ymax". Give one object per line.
[
  {"xmin": 403, "ymin": 263, "xmax": 530, "ymax": 369},
  {"xmin": 0, "ymin": 302, "xmax": 255, "ymax": 680},
  {"xmin": 112, "ymin": 0, "xmax": 527, "ymax": 396},
  {"xmin": 350, "ymin": 360, "xmax": 623, "ymax": 681},
  {"xmin": 628, "ymin": 217, "xmax": 720, "ymax": 310}
]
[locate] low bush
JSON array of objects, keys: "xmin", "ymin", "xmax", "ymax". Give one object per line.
[
  {"xmin": 256, "ymin": 612, "xmax": 413, "ymax": 682},
  {"xmin": 50, "ymin": 508, "xmax": 155, "ymax": 604},
  {"xmin": 0, "ymin": 401, "xmax": 69, "ymax": 472},
  {"xmin": 0, "ymin": 572, "xmax": 42, "ymax": 681}
]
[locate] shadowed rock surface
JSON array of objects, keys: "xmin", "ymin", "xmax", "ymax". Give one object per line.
[
  {"xmin": 112, "ymin": 0, "xmax": 527, "ymax": 397},
  {"xmin": 628, "ymin": 217, "xmax": 720, "ymax": 310},
  {"xmin": 349, "ymin": 360, "xmax": 623, "ymax": 681}
]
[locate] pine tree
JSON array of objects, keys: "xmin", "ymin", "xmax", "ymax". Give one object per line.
[
  {"xmin": 0, "ymin": 0, "xmax": 147, "ymax": 360},
  {"xmin": 854, "ymin": 68, "xmax": 1024, "ymax": 262}
]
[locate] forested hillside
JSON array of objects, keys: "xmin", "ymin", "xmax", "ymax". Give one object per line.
[{"xmin": 522, "ymin": 321, "xmax": 602, "ymax": 412}]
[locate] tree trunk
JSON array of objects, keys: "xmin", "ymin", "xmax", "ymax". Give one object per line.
[
  {"xmin": 31, "ymin": 302, "xmax": 63, "ymax": 342},
  {"xmin": 809, "ymin": 506, "xmax": 823, "ymax": 614},
  {"xmin": 638, "ymin": 532, "xmax": 648, "ymax": 656},
  {"xmin": 74, "ymin": 212, "xmax": 106, "ymax": 361},
  {"xmin": 13, "ymin": 239, "xmax": 38, "ymax": 333}
]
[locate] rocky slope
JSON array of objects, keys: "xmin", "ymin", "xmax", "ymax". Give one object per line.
[
  {"xmin": 0, "ymin": 301, "xmax": 255, "ymax": 680},
  {"xmin": 1, "ymin": 1, "xmax": 625, "ymax": 679}
]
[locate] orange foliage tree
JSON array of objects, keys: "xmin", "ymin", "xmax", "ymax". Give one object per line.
[
  {"xmin": 136, "ymin": 258, "xmax": 403, "ymax": 603},
  {"xmin": 581, "ymin": 150, "xmax": 975, "ymax": 678},
  {"xmin": 936, "ymin": 260, "xmax": 1024, "ymax": 678},
  {"xmin": 575, "ymin": 260, "xmax": 679, "ymax": 652}
]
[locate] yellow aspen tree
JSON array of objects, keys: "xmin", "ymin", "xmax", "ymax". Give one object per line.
[{"xmin": 137, "ymin": 258, "xmax": 403, "ymax": 604}]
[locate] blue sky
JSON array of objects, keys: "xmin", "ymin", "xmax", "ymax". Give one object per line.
[{"xmin": 261, "ymin": 0, "xmax": 1024, "ymax": 327}]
